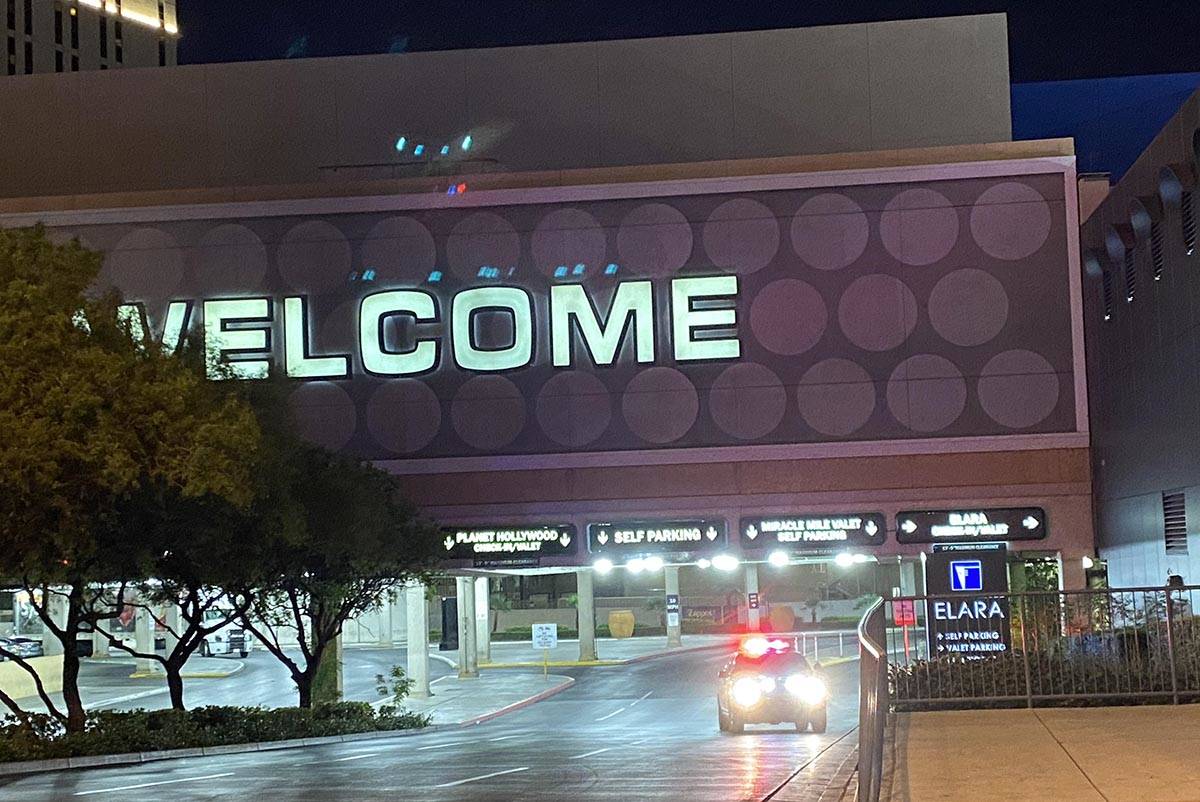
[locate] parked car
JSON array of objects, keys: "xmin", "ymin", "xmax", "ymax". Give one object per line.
[{"xmin": 0, "ymin": 636, "xmax": 45, "ymax": 660}]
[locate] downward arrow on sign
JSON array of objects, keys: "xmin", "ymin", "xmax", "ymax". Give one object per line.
[{"xmin": 443, "ymin": 536, "xmax": 455, "ymax": 551}]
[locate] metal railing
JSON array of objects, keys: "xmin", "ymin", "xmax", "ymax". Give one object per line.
[
  {"xmin": 885, "ymin": 585, "xmax": 1200, "ymax": 709},
  {"xmin": 857, "ymin": 598, "xmax": 888, "ymax": 802}
]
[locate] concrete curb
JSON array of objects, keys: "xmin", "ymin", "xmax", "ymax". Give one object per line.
[
  {"xmin": 460, "ymin": 676, "xmax": 575, "ymax": 726},
  {"xmin": 0, "ymin": 723, "xmax": 454, "ymax": 778},
  {"xmin": 481, "ymin": 639, "xmax": 736, "ymax": 669},
  {"xmin": 128, "ymin": 661, "xmax": 246, "ymax": 681}
]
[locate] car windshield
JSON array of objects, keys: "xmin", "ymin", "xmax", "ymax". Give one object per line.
[{"xmin": 734, "ymin": 650, "xmax": 810, "ymax": 673}]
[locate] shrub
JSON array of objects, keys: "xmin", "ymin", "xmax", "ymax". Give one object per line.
[{"xmin": 0, "ymin": 702, "xmax": 430, "ymax": 764}]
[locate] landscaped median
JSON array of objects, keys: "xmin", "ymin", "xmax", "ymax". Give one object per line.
[{"xmin": 0, "ymin": 702, "xmax": 428, "ymax": 767}]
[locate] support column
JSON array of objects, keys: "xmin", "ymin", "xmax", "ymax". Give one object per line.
[
  {"xmin": 456, "ymin": 577, "xmax": 478, "ymax": 678},
  {"xmin": 1058, "ymin": 552, "xmax": 1088, "ymax": 591},
  {"xmin": 900, "ymin": 560, "xmax": 918, "ymax": 596},
  {"xmin": 134, "ymin": 604, "xmax": 162, "ymax": 675},
  {"xmin": 90, "ymin": 625, "xmax": 110, "ymax": 659},
  {"xmin": 474, "ymin": 577, "xmax": 491, "ymax": 665},
  {"xmin": 577, "ymin": 569, "xmax": 597, "ymax": 662},
  {"xmin": 42, "ymin": 593, "xmax": 68, "ymax": 656},
  {"xmin": 379, "ymin": 589, "xmax": 396, "ymax": 648},
  {"xmin": 665, "ymin": 566, "xmax": 682, "ymax": 648},
  {"xmin": 745, "ymin": 564, "xmax": 761, "ymax": 632},
  {"xmin": 405, "ymin": 582, "xmax": 430, "ymax": 699}
]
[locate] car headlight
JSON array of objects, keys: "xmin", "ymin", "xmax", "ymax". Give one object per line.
[
  {"xmin": 785, "ymin": 674, "xmax": 827, "ymax": 705},
  {"xmin": 731, "ymin": 676, "xmax": 764, "ymax": 708}
]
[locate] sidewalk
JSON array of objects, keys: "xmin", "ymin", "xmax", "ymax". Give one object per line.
[
  {"xmin": 888, "ymin": 706, "xmax": 1200, "ymax": 802},
  {"xmin": 388, "ymin": 672, "xmax": 574, "ymax": 726},
  {"xmin": 470, "ymin": 633, "xmax": 739, "ymax": 668}
]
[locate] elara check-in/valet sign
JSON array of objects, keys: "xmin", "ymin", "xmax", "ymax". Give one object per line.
[
  {"xmin": 896, "ymin": 508, "xmax": 1047, "ymax": 544},
  {"xmin": 441, "ymin": 525, "xmax": 578, "ymax": 568},
  {"xmin": 740, "ymin": 514, "xmax": 885, "ymax": 551},
  {"xmin": 586, "ymin": 520, "xmax": 729, "ymax": 555}
]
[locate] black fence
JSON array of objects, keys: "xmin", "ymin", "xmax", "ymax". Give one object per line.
[
  {"xmin": 884, "ymin": 585, "xmax": 1200, "ymax": 709},
  {"xmin": 857, "ymin": 598, "xmax": 888, "ymax": 802}
]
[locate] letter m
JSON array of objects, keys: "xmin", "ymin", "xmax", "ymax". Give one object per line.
[{"xmin": 551, "ymin": 281, "xmax": 654, "ymax": 367}]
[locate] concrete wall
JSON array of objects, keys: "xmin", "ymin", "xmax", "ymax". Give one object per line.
[
  {"xmin": 1080, "ymin": 88, "xmax": 1200, "ymax": 587},
  {"xmin": 0, "ymin": 656, "xmax": 62, "ymax": 701},
  {"xmin": 0, "ymin": 13, "xmax": 1010, "ymax": 198}
]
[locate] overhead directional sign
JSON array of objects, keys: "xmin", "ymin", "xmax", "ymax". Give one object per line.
[
  {"xmin": 896, "ymin": 508, "xmax": 1047, "ymax": 544},
  {"xmin": 441, "ymin": 524, "xmax": 578, "ymax": 567},
  {"xmin": 740, "ymin": 514, "xmax": 885, "ymax": 551},
  {"xmin": 586, "ymin": 519, "xmax": 728, "ymax": 555}
]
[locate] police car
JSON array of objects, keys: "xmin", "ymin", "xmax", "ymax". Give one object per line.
[{"xmin": 717, "ymin": 636, "xmax": 828, "ymax": 734}]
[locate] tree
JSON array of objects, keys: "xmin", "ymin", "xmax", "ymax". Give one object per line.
[
  {"xmin": 237, "ymin": 435, "xmax": 440, "ymax": 708},
  {"xmin": 0, "ymin": 227, "xmax": 259, "ymax": 731}
]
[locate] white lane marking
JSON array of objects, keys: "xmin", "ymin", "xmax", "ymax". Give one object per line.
[
  {"xmin": 434, "ymin": 767, "xmax": 529, "ymax": 788},
  {"xmin": 630, "ymin": 737, "xmax": 650, "ymax": 745},
  {"xmin": 429, "ymin": 653, "xmax": 457, "ymax": 668},
  {"xmin": 333, "ymin": 753, "xmax": 377, "ymax": 762},
  {"xmin": 73, "ymin": 772, "xmax": 235, "ymax": 796},
  {"xmin": 488, "ymin": 734, "xmax": 524, "ymax": 742},
  {"xmin": 417, "ymin": 740, "xmax": 467, "ymax": 751},
  {"xmin": 570, "ymin": 747, "xmax": 615, "ymax": 759},
  {"xmin": 83, "ymin": 688, "xmax": 168, "ymax": 709},
  {"xmin": 594, "ymin": 705, "xmax": 627, "ymax": 722},
  {"xmin": 628, "ymin": 690, "xmax": 652, "ymax": 706}
]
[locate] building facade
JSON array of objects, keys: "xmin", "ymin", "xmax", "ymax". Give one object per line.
[
  {"xmin": 1081, "ymin": 89, "xmax": 1200, "ymax": 588},
  {"xmin": 0, "ymin": 14, "xmax": 1094, "ymax": 609},
  {"xmin": 4, "ymin": 0, "xmax": 177, "ymax": 76}
]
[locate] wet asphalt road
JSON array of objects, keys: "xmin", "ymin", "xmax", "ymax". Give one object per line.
[{"xmin": 0, "ymin": 649, "xmax": 858, "ymax": 801}]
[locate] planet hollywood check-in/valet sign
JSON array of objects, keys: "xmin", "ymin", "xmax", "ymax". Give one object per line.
[
  {"xmin": 895, "ymin": 508, "xmax": 1047, "ymax": 544},
  {"xmin": 740, "ymin": 514, "xmax": 885, "ymax": 553},
  {"xmin": 586, "ymin": 520, "xmax": 729, "ymax": 556},
  {"xmin": 441, "ymin": 525, "xmax": 578, "ymax": 568}
]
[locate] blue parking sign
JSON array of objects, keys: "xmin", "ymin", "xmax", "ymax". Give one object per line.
[{"xmin": 949, "ymin": 560, "xmax": 983, "ymax": 592}]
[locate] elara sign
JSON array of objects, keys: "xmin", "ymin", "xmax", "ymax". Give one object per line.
[{"xmin": 116, "ymin": 274, "xmax": 741, "ymax": 380}]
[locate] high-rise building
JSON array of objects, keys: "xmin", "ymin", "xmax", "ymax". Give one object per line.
[{"xmin": 4, "ymin": 0, "xmax": 177, "ymax": 76}]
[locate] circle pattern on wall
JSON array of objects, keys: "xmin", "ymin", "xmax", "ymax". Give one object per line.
[
  {"xmin": 289, "ymin": 382, "xmax": 358, "ymax": 451},
  {"xmin": 977, "ymin": 349, "xmax": 1060, "ymax": 429},
  {"xmin": 197, "ymin": 224, "xmax": 268, "ymax": 293},
  {"xmin": 617, "ymin": 203, "xmax": 694, "ymax": 276},
  {"xmin": 886, "ymin": 354, "xmax": 967, "ymax": 432},
  {"xmin": 702, "ymin": 198, "xmax": 780, "ymax": 275},
  {"xmin": 452, "ymin": 376, "xmax": 526, "ymax": 450},
  {"xmin": 277, "ymin": 221, "xmax": 351, "ymax": 294},
  {"xmin": 535, "ymin": 371, "xmax": 612, "ymax": 448},
  {"xmin": 622, "ymin": 367, "xmax": 699, "ymax": 443},
  {"xmin": 102, "ymin": 228, "xmax": 184, "ymax": 302},
  {"xmin": 971, "ymin": 182, "xmax": 1052, "ymax": 261},
  {"xmin": 838, "ymin": 274, "xmax": 919, "ymax": 352},
  {"xmin": 927, "ymin": 268, "xmax": 1009, "ymax": 347},
  {"xmin": 532, "ymin": 208, "xmax": 608, "ymax": 279},
  {"xmin": 796, "ymin": 359, "xmax": 877, "ymax": 437},
  {"xmin": 366, "ymin": 380, "xmax": 443, "ymax": 454},
  {"xmin": 879, "ymin": 188, "xmax": 959, "ymax": 266},
  {"xmin": 750, "ymin": 279, "xmax": 828, "ymax": 355},
  {"xmin": 360, "ymin": 217, "xmax": 437, "ymax": 282},
  {"xmin": 708, "ymin": 363, "xmax": 787, "ymax": 440},
  {"xmin": 446, "ymin": 211, "xmax": 521, "ymax": 281},
  {"xmin": 791, "ymin": 193, "xmax": 871, "ymax": 271}
]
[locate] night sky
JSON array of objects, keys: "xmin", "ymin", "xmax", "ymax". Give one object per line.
[{"xmin": 178, "ymin": 1, "xmax": 1200, "ymax": 82}]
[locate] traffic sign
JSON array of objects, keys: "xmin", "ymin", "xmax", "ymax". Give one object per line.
[
  {"xmin": 740, "ymin": 513, "xmax": 885, "ymax": 551},
  {"xmin": 441, "ymin": 524, "xmax": 578, "ymax": 567},
  {"xmin": 892, "ymin": 599, "xmax": 917, "ymax": 627},
  {"xmin": 532, "ymin": 623, "xmax": 559, "ymax": 650},
  {"xmin": 896, "ymin": 508, "xmax": 1047, "ymax": 544},
  {"xmin": 586, "ymin": 519, "xmax": 728, "ymax": 555},
  {"xmin": 748, "ymin": 592, "xmax": 760, "ymax": 610}
]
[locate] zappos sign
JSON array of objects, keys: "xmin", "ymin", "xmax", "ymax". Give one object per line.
[{"xmin": 76, "ymin": 172, "xmax": 1075, "ymax": 459}]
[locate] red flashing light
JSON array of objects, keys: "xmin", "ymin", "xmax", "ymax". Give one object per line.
[{"xmin": 739, "ymin": 636, "xmax": 790, "ymax": 658}]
